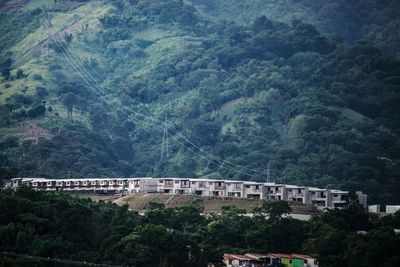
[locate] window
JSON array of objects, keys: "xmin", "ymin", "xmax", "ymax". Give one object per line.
[
  {"xmin": 246, "ymin": 185, "xmax": 250, "ymax": 188},
  {"xmin": 288, "ymin": 189, "xmax": 292, "ymax": 192},
  {"xmin": 298, "ymin": 189, "xmax": 302, "ymax": 193},
  {"xmin": 289, "ymin": 260, "xmax": 292, "ymax": 264},
  {"xmin": 255, "ymin": 185, "xmax": 259, "ymax": 189},
  {"xmin": 159, "ymin": 180, "xmax": 164, "ymax": 183},
  {"xmin": 333, "ymin": 194, "xmax": 338, "ymax": 197},
  {"xmin": 175, "ymin": 181, "xmax": 179, "ymax": 184}
]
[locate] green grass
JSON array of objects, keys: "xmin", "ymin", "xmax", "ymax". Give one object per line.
[
  {"xmin": 212, "ymin": 97, "xmax": 245, "ymax": 119},
  {"xmin": 338, "ymin": 107, "xmax": 371, "ymax": 123},
  {"xmin": 22, "ymin": 0, "xmax": 53, "ymax": 11}
]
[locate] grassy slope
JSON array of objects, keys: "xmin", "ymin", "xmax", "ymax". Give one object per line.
[
  {"xmin": 0, "ymin": 0, "xmax": 386, "ymax": 138},
  {"xmin": 0, "ymin": 2, "xmax": 113, "ymax": 130},
  {"xmin": 0, "ymin": 1, "xmax": 213, "ymax": 157}
]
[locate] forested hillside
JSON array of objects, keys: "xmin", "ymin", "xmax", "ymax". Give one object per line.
[
  {"xmin": 1, "ymin": 188, "xmax": 400, "ymax": 267},
  {"xmin": 192, "ymin": 0, "xmax": 400, "ymax": 56},
  {"xmin": 0, "ymin": 0, "xmax": 400, "ymax": 204}
]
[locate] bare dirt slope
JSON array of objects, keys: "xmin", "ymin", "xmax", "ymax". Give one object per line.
[{"xmin": 110, "ymin": 193, "xmax": 317, "ymax": 215}]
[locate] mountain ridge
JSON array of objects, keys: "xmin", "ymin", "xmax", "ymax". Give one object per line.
[{"xmin": 0, "ymin": 0, "xmax": 400, "ymax": 204}]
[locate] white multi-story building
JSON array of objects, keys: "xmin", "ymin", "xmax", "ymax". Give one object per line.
[
  {"xmin": 308, "ymin": 187, "xmax": 330, "ymax": 207},
  {"xmin": 264, "ymin": 183, "xmax": 286, "ymax": 201},
  {"xmin": 330, "ymin": 190, "xmax": 349, "ymax": 208},
  {"xmin": 157, "ymin": 178, "xmax": 191, "ymax": 194},
  {"xmin": 127, "ymin": 177, "xmax": 158, "ymax": 193},
  {"xmin": 5, "ymin": 177, "xmax": 367, "ymax": 209},
  {"xmin": 385, "ymin": 205, "xmax": 400, "ymax": 214},
  {"xmin": 189, "ymin": 179, "xmax": 209, "ymax": 196},
  {"xmin": 208, "ymin": 180, "xmax": 226, "ymax": 197},
  {"xmin": 225, "ymin": 181, "xmax": 244, "ymax": 198},
  {"xmin": 243, "ymin": 181, "xmax": 264, "ymax": 199},
  {"xmin": 286, "ymin": 185, "xmax": 309, "ymax": 204}
]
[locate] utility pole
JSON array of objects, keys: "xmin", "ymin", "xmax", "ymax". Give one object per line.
[{"xmin": 161, "ymin": 118, "xmax": 169, "ymax": 161}]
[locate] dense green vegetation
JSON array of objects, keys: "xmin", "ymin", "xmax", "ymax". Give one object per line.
[
  {"xmin": 0, "ymin": 0, "xmax": 400, "ymax": 204},
  {"xmin": 192, "ymin": 0, "xmax": 400, "ymax": 56},
  {"xmin": 0, "ymin": 188, "xmax": 400, "ymax": 267}
]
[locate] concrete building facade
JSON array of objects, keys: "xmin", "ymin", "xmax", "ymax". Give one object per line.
[{"xmin": 6, "ymin": 177, "xmax": 367, "ymax": 209}]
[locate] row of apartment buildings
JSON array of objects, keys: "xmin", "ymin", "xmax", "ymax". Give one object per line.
[
  {"xmin": 6, "ymin": 177, "xmax": 367, "ymax": 208},
  {"xmin": 223, "ymin": 253, "xmax": 318, "ymax": 267}
]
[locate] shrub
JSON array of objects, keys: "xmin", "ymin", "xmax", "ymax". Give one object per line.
[
  {"xmin": 32, "ymin": 74, "xmax": 43, "ymax": 81},
  {"xmin": 35, "ymin": 86, "xmax": 48, "ymax": 98},
  {"xmin": 16, "ymin": 69, "xmax": 24, "ymax": 79},
  {"xmin": 27, "ymin": 105, "xmax": 46, "ymax": 118}
]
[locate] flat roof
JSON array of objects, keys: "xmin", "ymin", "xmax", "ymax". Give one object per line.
[
  {"xmin": 292, "ymin": 254, "xmax": 316, "ymax": 259},
  {"xmin": 286, "ymin": 185, "xmax": 306, "ymax": 189},
  {"xmin": 245, "ymin": 253, "xmax": 268, "ymax": 260},
  {"xmin": 269, "ymin": 253, "xmax": 298, "ymax": 259},
  {"xmin": 331, "ymin": 190, "xmax": 348, "ymax": 194},
  {"xmin": 10, "ymin": 177, "xmax": 360, "ymax": 195},
  {"xmin": 223, "ymin": 254, "xmax": 251, "ymax": 261}
]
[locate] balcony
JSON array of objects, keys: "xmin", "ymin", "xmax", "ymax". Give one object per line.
[
  {"xmin": 164, "ymin": 182, "xmax": 174, "ymax": 188},
  {"xmin": 214, "ymin": 185, "xmax": 225, "ymax": 190}
]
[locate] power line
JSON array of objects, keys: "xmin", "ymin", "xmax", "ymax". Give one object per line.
[
  {"xmin": 43, "ymin": 14, "xmax": 268, "ymax": 178},
  {"xmin": 161, "ymin": 117, "xmax": 170, "ymax": 161},
  {"xmin": 0, "ymin": 251, "xmax": 127, "ymax": 267},
  {"xmin": 44, "ymin": 19, "xmax": 263, "ymax": 178},
  {"xmin": 45, "ymin": 18, "xmax": 265, "ymax": 177}
]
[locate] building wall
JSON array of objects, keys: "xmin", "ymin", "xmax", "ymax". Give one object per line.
[
  {"xmin": 243, "ymin": 183, "xmax": 264, "ymax": 199},
  {"xmin": 386, "ymin": 205, "xmax": 400, "ymax": 214},
  {"xmin": 368, "ymin": 205, "xmax": 380, "ymax": 213},
  {"xmin": 7, "ymin": 177, "xmax": 368, "ymax": 209},
  {"xmin": 189, "ymin": 179, "xmax": 209, "ymax": 196},
  {"xmin": 292, "ymin": 258, "xmax": 304, "ymax": 267},
  {"xmin": 280, "ymin": 258, "xmax": 294, "ymax": 267}
]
